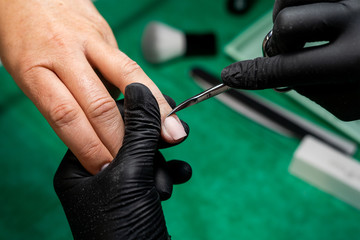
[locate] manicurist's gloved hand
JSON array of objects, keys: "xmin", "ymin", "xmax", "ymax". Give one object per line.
[
  {"xmin": 221, "ymin": 0, "xmax": 360, "ymax": 121},
  {"xmin": 54, "ymin": 83, "xmax": 192, "ymax": 240}
]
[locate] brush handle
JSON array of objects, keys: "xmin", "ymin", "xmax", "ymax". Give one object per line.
[{"xmin": 185, "ymin": 33, "xmax": 217, "ymax": 56}]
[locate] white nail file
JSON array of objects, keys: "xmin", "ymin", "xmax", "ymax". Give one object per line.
[{"xmin": 289, "ymin": 135, "xmax": 360, "ymax": 210}]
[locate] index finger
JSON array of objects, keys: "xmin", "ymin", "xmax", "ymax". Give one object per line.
[{"xmin": 221, "ymin": 43, "xmax": 353, "ymax": 90}]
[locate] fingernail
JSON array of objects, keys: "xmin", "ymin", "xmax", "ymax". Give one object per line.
[
  {"xmin": 100, "ymin": 163, "xmax": 110, "ymax": 172},
  {"xmin": 163, "ymin": 116, "xmax": 187, "ymax": 141}
]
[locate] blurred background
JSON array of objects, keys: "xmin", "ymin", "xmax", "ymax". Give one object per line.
[{"xmin": 1, "ymin": 0, "xmax": 360, "ymax": 239}]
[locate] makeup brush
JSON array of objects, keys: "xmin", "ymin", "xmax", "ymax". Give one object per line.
[{"xmin": 141, "ymin": 21, "xmax": 216, "ymax": 64}]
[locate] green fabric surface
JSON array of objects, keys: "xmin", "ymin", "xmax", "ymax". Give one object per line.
[{"xmin": 1, "ymin": 0, "xmax": 359, "ymax": 239}]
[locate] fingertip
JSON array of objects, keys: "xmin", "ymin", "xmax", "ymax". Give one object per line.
[
  {"xmin": 220, "ymin": 65, "xmax": 230, "ymax": 82},
  {"xmin": 180, "ymin": 119, "xmax": 190, "ymax": 136},
  {"xmin": 124, "ymin": 82, "xmax": 157, "ymax": 104},
  {"xmin": 161, "ymin": 115, "xmax": 187, "ymax": 143},
  {"xmin": 222, "ymin": 57, "xmax": 284, "ymax": 90},
  {"xmin": 84, "ymin": 159, "xmax": 112, "ymax": 175},
  {"xmin": 167, "ymin": 160, "xmax": 192, "ymax": 185},
  {"xmin": 123, "ymin": 82, "xmax": 161, "ymax": 126},
  {"xmin": 158, "ymin": 119, "xmax": 189, "ymax": 149},
  {"xmin": 221, "ymin": 60, "xmax": 256, "ymax": 89},
  {"xmin": 100, "ymin": 162, "xmax": 110, "ymax": 172},
  {"xmin": 74, "ymin": 145, "xmax": 114, "ymax": 175}
]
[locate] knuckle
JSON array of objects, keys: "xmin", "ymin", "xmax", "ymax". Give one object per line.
[
  {"xmin": 273, "ymin": 10, "xmax": 293, "ymax": 35},
  {"xmin": 96, "ymin": 18, "xmax": 113, "ymax": 35},
  {"xmin": 77, "ymin": 141, "xmax": 104, "ymax": 163},
  {"xmin": 17, "ymin": 56, "xmax": 47, "ymax": 79},
  {"xmin": 16, "ymin": 38, "xmax": 70, "ymax": 77},
  {"xmin": 87, "ymin": 15, "xmax": 116, "ymax": 46},
  {"xmin": 120, "ymin": 58, "xmax": 142, "ymax": 80},
  {"xmin": 48, "ymin": 32, "xmax": 70, "ymax": 49},
  {"xmin": 20, "ymin": 64, "xmax": 43, "ymax": 80},
  {"xmin": 46, "ymin": 33, "xmax": 78, "ymax": 59},
  {"xmin": 87, "ymin": 95, "xmax": 117, "ymax": 120},
  {"xmin": 49, "ymin": 103, "xmax": 80, "ymax": 128},
  {"xmin": 90, "ymin": 14, "xmax": 108, "ymax": 30}
]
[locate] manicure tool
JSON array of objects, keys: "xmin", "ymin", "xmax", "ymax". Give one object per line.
[
  {"xmin": 167, "ymin": 29, "xmax": 280, "ymax": 117},
  {"xmin": 188, "ymin": 67, "xmax": 356, "ymax": 155},
  {"xmin": 167, "ymin": 83, "xmax": 231, "ymax": 116}
]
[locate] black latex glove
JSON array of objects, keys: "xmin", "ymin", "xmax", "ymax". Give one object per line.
[
  {"xmin": 115, "ymin": 94, "xmax": 190, "ymax": 150},
  {"xmin": 221, "ymin": 0, "xmax": 360, "ymax": 121},
  {"xmin": 54, "ymin": 83, "xmax": 192, "ymax": 240}
]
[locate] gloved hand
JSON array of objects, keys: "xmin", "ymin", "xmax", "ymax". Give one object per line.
[
  {"xmin": 221, "ymin": 0, "xmax": 360, "ymax": 121},
  {"xmin": 54, "ymin": 83, "xmax": 192, "ymax": 240}
]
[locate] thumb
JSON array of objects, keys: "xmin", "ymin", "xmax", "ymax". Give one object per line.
[{"xmin": 118, "ymin": 83, "xmax": 161, "ymax": 163}]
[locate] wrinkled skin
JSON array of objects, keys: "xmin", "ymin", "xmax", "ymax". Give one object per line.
[{"xmin": 0, "ymin": 0, "xmax": 186, "ymax": 174}]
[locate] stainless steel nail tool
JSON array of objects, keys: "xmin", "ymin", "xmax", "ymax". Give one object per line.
[{"xmin": 167, "ymin": 83, "xmax": 231, "ymax": 116}]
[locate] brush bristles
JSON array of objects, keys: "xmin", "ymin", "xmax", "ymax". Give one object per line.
[{"xmin": 142, "ymin": 21, "xmax": 186, "ymax": 64}]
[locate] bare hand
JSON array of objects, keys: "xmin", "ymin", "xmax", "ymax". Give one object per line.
[{"xmin": 0, "ymin": 0, "xmax": 186, "ymax": 174}]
